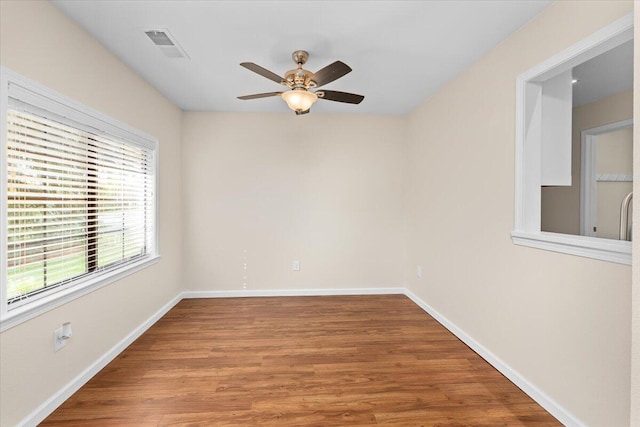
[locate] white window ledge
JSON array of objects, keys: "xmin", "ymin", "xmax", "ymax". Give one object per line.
[
  {"xmin": 0, "ymin": 255, "xmax": 160, "ymax": 332},
  {"xmin": 511, "ymin": 231, "xmax": 631, "ymax": 265}
]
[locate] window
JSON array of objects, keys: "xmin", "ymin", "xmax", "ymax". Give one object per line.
[
  {"xmin": 512, "ymin": 13, "xmax": 633, "ymax": 265},
  {"xmin": 0, "ymin": 68, "xmax": 158, "ymax": 330}
]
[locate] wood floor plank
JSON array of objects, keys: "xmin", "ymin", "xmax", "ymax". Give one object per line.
[{"xmin": 41, "ymin": 295, "xmax": 561, "ymax": 426}]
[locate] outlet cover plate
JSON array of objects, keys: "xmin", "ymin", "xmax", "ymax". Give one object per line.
[{"xmin": 54, "ymin": 327, "xmax": 65, "ymax": 352}]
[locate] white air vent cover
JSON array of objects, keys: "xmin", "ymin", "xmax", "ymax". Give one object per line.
[{"xmin": 143, "ymin": 29, "xmax": 189, "ymax": 59}]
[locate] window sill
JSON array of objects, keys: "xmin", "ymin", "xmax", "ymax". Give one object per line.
[
  {"xmin": 511, "ymin": 231, "xmax": 631, "ymax": 265},
  {"xmin": 0, "ymin": 255, "xmax": 160, "ymax": 332}
]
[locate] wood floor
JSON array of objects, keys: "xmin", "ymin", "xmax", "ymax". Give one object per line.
[{"xmin": 42, "ymin": 295, "xmax": 561, "ymax": 426}]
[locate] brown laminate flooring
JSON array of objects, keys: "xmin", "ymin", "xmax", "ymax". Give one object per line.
[{"xmin": 41, "ymin": 295, "xmax": 561, "ymax": 426}]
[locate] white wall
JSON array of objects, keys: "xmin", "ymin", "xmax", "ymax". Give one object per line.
[
  {"xmin": 182, "ymin": 112, "xmax": 407, "ymax": 292},
  {"xmin": 0, "ymin": 1, "xmax": 183, "ymax": 425},
  {"xmin": 405, "ymin": 1, "xmax": 632, "ymax": 425}
]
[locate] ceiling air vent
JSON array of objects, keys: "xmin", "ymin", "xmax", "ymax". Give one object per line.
[{"xmin": 144, "ymin": 29, "xmax": 189, "ymax": 59}]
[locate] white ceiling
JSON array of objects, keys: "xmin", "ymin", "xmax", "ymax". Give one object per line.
[
  {"xmin": 51, "ymin": 0, "xmax": 552, "ymax": 115},
  {"xmin": 572, "ymin": 40, "xmax": 634, "ymax": 107}
]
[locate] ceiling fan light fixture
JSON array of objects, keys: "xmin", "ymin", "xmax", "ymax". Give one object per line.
[{"xmin": 281, "ymin": 89, "xmax": 318, "ymax": 113}]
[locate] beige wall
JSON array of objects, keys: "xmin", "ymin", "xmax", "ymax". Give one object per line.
[
  {"xmin": 0, "ymin": 0, "xmax": 636, "ymax": 426},
  {"xmin": 405, "ymin": 1, "xmax": 632, "ymax": 426},
  {"xmin": 182, "ymin": 113, "xmax": 406, "ymax": 292},
  {"xmin": 542, "ymin": 90, "xmax": 633, "ymax": 235},
  {"xmin": 631, "ymin": 3, "xmax": 639, "ymax": 425},
  {"xmin": 0, "ymin": 1, "xmax": 183, "ymax": 425}
]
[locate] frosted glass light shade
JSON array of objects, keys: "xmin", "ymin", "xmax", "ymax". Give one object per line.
[{"xmin": 281, "ymin": 89, "xmax": 318, "ymax": 112}]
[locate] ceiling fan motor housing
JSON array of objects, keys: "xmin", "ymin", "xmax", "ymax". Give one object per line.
[{"xmin": 284, "ymin": 68, "xmax": 314, "ymax": 87}]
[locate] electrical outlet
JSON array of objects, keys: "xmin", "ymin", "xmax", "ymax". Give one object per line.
[
  {"xmin": 292, "ymin": 260, "xmax": 300, "ymax": 271},
  {"xmin": 416, "ymin": 266, "xmax": 423, "ymax": 279},
  {"xmin": 54, "ymin": 327, "xmax": 66, "ymax": 352},
  {"xmin": 54, "ymin": 322, "xmax": 72, "ymax": 352}
]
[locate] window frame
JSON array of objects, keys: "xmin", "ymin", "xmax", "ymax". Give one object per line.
[
  {"xmin": 512, "ymin": 13, "xmax": 633, "ymax": 265},
  {"xmin": 0, "ymin": 67, "xmax": 160, "ymax": 332}
]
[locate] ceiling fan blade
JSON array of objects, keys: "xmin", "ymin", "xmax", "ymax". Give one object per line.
[
  {"xmin": 311, "ymin": 61, "xmax": 352, "ymax": 87},
  {"xmin": 237, "ymin": 92, "xmax": 283, "ymax": 100},
  {"xmin": 240, "ymin": 62, "xmax": 285, "ymax": 85},
  {"xmin": 317, "ymin": 90, "xmax": 364, "ymax": 104}
]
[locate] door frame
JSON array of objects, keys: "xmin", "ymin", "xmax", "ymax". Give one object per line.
[{"xmin": 580, "ymin": 118, "xmax": 633, "ymax": 237}]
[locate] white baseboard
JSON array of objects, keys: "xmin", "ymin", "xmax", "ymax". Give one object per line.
[
  {"xmin": 403, "ymin": 289, "xmax": 584, "ymax": 427},
  {"xmin": 18, "ymin": 293, "xmax": 183, "ymax": 427},
  {"xmin": 182, "ymin": 287, "xmax": 405, "ymax": 299},
  {"xmin": 20, "ymin": 287, "xmax": 580, "ymax": 427}
]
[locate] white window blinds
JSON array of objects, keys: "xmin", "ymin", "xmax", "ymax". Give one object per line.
[{"xmin": 5, "ymin": 104, "xmax": 155, "ymax": 307}]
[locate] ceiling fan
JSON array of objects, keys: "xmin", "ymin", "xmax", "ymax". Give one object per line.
[{"xmin": 237, "ymin": 50, "xmax": 365, "ymax": 115}]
